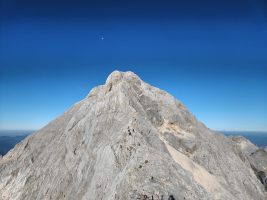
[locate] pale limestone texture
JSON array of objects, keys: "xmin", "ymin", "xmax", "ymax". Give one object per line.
[{"xmin": 0, "ymin": 71, "xmax": 266, "ymax": 200}]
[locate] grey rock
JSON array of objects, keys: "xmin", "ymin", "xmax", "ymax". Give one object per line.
[
  {"xmin": 230, "ymin": 136, "xmax": 267, "ymax": 191},
  {"xmin": 0, "ymin": 71, "xmax": 266, "ymax": 200}
]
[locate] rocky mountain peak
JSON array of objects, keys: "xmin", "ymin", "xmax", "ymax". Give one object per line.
[
  {"xmin": 105, "ymin": 70, "xmax": 142, "ymax": 92},
  {"xmin": 0, "ymin": 71, "xmax": 266, "ymax": 200},
  {"xmin": 106, "ymin": 70, "xmax": 140, "ymax": 83},
  {"xmin": 105, "ymin": 70, "xmax": 124, "ymax": 85}
]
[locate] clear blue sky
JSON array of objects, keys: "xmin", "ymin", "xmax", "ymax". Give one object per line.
[{"xmin": 0, "ymin": 0, "xmax": 267, "ymax": 131}]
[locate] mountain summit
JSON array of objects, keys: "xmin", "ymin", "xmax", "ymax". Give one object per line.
[{"xmin": 0, "ymin": 71, "xmax": 266, "ymax": 200}]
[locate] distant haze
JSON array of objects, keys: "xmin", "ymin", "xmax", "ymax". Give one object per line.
[{"xmin": 0, "ymin": 130, "xmax": 36, "ymax": 137}]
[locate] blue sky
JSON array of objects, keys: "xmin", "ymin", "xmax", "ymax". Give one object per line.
[{"xmin": 0, "ymin": 0, "xmax": 267, "ymax": 131}]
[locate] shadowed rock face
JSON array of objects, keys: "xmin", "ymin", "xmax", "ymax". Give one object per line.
[
  {"xmin": 0, "ymin": 71, "xmax": 266, "ymax": 200},
  {"xmin": 230, "ymin": 136, "xmax": 267, "ymax": 191}
]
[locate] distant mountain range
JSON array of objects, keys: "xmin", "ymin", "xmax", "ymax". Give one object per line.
[
  {"xmin": 0, "ymin": 135, "xmax": 28, "ymax": 156},
  {"xmin": 0, "ymin": 130, "xmax": 35, "ymax": 156}
]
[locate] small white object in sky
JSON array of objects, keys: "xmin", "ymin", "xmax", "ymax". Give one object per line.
[{"xmin": 101, "ymin": 37, "xmax": 104, "ymax": 40}]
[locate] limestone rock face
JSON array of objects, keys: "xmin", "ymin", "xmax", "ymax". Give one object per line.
[
  {"xmin": 230, "ymin": 136, "xmax": 267, "ymax": 191},
  {"xmin": 0, "ymin": 71, "xmax": 266, "ymax": 200}
]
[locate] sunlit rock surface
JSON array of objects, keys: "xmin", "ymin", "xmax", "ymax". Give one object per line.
[{"xmin": 0, "ymin": 71, "xmax": 266, "ymax": 200}]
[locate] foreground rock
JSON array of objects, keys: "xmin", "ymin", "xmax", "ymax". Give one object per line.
[
  {"xmin": 0, "ymin": 71, "xmax": 266, "ymax": 200},
  {"xmin": 230, "ymin": 136, "xmax": 267, "ymax": 191}
]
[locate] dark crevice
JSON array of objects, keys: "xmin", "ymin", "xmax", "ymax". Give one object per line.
[{"xmin": 251, "ymin": 164, "xmax": 267, "ymax": 191}]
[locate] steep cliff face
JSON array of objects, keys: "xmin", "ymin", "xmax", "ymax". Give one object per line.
[{"xmin": 0, "ymin": 71, "xmax": 266, "ymax": 200}]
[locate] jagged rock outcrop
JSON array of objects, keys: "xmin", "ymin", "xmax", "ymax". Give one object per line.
[
  {"xmin": 0, "ymin": 71, "xmax": 266, "ymax": 200},
  {"xmin": 230, "ymin": 136, "xmax": 267, "ymax": 191}
]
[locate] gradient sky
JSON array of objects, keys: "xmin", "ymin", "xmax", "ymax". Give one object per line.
[{"xmin": 0, "ymin": 0, "xmax": 267, "ymax": 131}]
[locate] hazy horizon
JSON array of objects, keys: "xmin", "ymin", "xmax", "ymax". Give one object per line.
[{"xmin": 1, "ymin": 129, "xmax": 267, "ymax": 135}]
